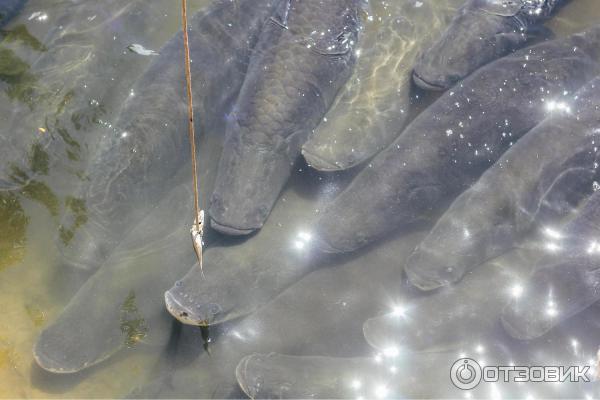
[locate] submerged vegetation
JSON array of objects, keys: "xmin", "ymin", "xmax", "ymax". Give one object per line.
[
  {"xmin": 1, "ymin": 24, "xmax": 46, "ymax": 51},
  {"xmin": 0, "ymin": 192, "xmax": 27, "ymax": 271},
  {"xmin": 9, "ymin": 166, "xmax": 59, "ymax": 217},
  {"xmin": 58, "ymin": 196, "xmax": 87, "ymax": 245},
  {"xmin": 120, "ymin": 291, "xmax": 149, "ymax": 348}
]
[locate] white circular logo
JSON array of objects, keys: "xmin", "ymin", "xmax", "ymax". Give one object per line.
[{"xmin": 451, "ymin": 358, "xmax": 482, "ymax": 390}]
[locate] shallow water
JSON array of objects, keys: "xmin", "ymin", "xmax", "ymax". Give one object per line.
[{"xmin": 1, "ymin": 0, "xmax": 600, "ymax": 398}]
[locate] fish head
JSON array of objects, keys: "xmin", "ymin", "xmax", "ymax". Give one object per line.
[
  {"xmin": 164, "ymin": 258, "xmax": 247, "ymax": 326},
  {"xmin": 413, "ymin": 4, "xmax": 527, "ymax": 91},
  {"xmin": 405, "ymin": 245, "xmax": 466, "ymax": 291},
  {"xmin": 165, "ymin": 291, "xmax": 223, "ymax": 327},
  {"xmin": 165, "ymin": 279, "xmax": 226, "ymax": 327},
  {"xmin": 209, "ymin": 118, "xmax": 303, "ymax": 236}
]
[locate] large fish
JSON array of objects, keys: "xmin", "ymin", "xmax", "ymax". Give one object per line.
[
  {"xmin": 301, "ymin": 0, "xmax": 462, "ymax": 172},
  {"xmin": 413, "ymin": 0, "xmax": 567, "ymax": 91},
  {"xmin": 132, "ymin": 232, "xmax": 424, "ymax": 398},
  {"xmin": 0, "ymin": 0, "xmax": 26, "ymax": 28},
  {"xmin": 502, "ymin": 191, "xmax": 600, "ymax": 340},
  {"xmin": 313, "ymin": 26, "xmax": 600, "ymax": 255},
  {"xmin": 235, "ymin": 326, "xmax": 600, "ymax": 399},
  {"xmin": 34, "ymin": 180, "xmax": 196, "ymax": 373},
  {"xmin": 57, "ymin": 0, "xmax": 283, "ymax": 270},
  {"xmin": 363, "ymin": 248, "xmax": 538, "ymax": 354},
  {"xmin": 33, "ymin": 82, "xmax": 227, "ymax": 372},
  {"xmin": 32, "ymin": 159, "xmax": 219, "ymax": 373},
  {"xmin": 208, "ymin": 0, "xmax": 362, "ymax": 235},
  {"xmin": 405, "ymin": 76, "xmax": 600, "ymax": 291},
  {"xmin": 235, "ymin": 352, "xmax": 468, "ymax": 399},
  {"xmin": 235, "ymin": 250, "xmax": 600, "ymax": 399}
]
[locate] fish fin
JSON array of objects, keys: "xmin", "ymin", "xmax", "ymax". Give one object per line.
[{"xmin": 525, "ymin": 24, "xmax": 555, "ymax": 43}]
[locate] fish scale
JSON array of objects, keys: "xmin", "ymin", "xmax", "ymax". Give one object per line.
[{"xmin": 208, "ymin": 0, "xmax": 362, "ymax": 236}]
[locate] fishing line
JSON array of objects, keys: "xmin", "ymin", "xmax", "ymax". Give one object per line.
[{"xmin": 182, "ymin": 0, "xmax": 205, "ymax": 278}]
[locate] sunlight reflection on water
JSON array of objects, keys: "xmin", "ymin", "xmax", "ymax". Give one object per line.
[{"xmin": 1, "ymin": 0, "xmax": 600, "ymax": 398}]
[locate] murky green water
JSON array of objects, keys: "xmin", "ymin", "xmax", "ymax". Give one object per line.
[{"xmin": 1, "ymin": 0, "xmax": 600, "ymax": 398}]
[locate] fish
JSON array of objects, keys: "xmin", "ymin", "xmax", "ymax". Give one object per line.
[
  {"xmin": 208, "ymin": 0, "xmax": 362, "ymax": 236},
  {"xmin": 56, "ymin": 0, "xmax": 284, "ymax": 270},
  {"xmin": 33, "ymin": 69, "xmax": 230, "ymax": 374},
  {"xmin": 363, "ymin": 249, "xmax": 538, "ymax": 354},
  {"xmin": 412, "ymin": 0, "xmax": 566, "ymax": 91},
  {"xmin": 312, "ymin": 26, "xmax": 600, "ymax": 255},
  {"xmin": 235, "ymin": 328, "xmax": 600, "ymax": 400},
  {"xmin": 502, "ymin": 190, "xmax": 600, "ymax": 340},
  {"xmin": 166, "ymin": 27, "xmax": 600, "ymax": 329},
  {"xmin": 33, "ymin": 67, "xmax": 228, "ymax": 371},
  {"xmin": 33, "ymin": 168, "xmax": 212, "ymax": 373},
  {"xmin": 301, "ymin": 0, "xmax": 463, "ymax": 172},
  {"xmin": 235, "ymin": 352, "xmax": 471, "ymax": 399},
  {"xmin": 0, "ymin": 0, "xmax": 26, "ymax": 28},
  {"xmin": 235, "ymin": 253, "xmax": 600, "ymax": 399},
  {"xmin": 131, "ymin": 232, "xmax": 424, "ymax": 398},
  {"xmin": 34, "ymin": 185, "xmax": 196, "ymax": 373},
  {"xmin": 405, "ymin": 76, "xmax": 600, "ymax": 291}
]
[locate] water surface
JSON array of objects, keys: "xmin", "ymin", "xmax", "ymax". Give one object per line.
[{"xmin": 1, "ymin": 0, "xmax": 600, "ymax": 398}]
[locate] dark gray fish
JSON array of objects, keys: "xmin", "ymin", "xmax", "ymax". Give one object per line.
[
  {"xmin": 502, "ymin": 191, "xmax": 600, "ymax": 340},
  {"xmin": 133, "ymin": 232, "xmax": 423, "ymax": 398},
  {"xmin": 236, "ymin": 251, "xmax": 600, "ymax": 399},
  {"xmin": 208, "ymin": 0, "xmax": 362, "ymax": 235},
  {"xmin": 235, "ymin": 334, "xmax": 599, "ymax": 400},
  {"xmin": 413, "ymin": 0, "xmax": 566, "ymax": 91},
  {"xmin": 33, "ymin": 65, "xmax": 227, "ymax": 372},
  {"xmin": 57, "ymin": 0, "xmax": 283, "ymax": 270},
  {"xmin": 406, "ymin": 76, "xmax": 600, "ymax": 291},
  {"xmin": 301, "ymin": 0, "xmax": 463, "ymax": 172},
  {"xmin": 363, "ymin": 249, "xmax": 537, "ymax": 354},
  {"xmin": 313, "ymin": 26, "xmax": 600, "ymax": 255},
  {"xmin": 34, "ymin": 179, "xmax": 197, "ymax": 373},
  {"xmin": 363, "ymin": 250, "xmax": 552, "ymax": 360},
  {"xmin": 235, "ymin": 352, "xmax": 473, "ymax": 399},
  {"xmin": 32, "ymin": 126, "xmax": 225, "ymax": 372},
  {"xmin": 0, "ymin": 0, "xmax": 26, "ymax": 27}
]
